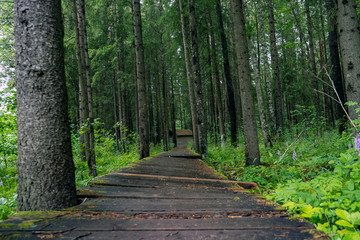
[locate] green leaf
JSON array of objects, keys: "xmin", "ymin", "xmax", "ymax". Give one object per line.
[
  {"xmin": 347, "ymin": 180, "xmax": 355, "ymax": 191},
  {"xmin": 335, "ymin": 220, "xmax": 354, "ymax": 228},
  {"xmin": 336, "ymin": 209, "xmax": 351, "ymax": 221},
  {"xmin": 349, "ymin": 212, "xmax": 360, "ymax": 225},
  {"xmin": 345, "ymin": 101, "xmax": 358, "ymax": 107}
]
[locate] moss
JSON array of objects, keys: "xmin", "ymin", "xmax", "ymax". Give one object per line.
[
  {"xmin": 274, "ymin": 206, "xmax": 287, "ymax": 211},
  {"xmin": 76, "ymin": 189, "xmax": 104, "ymax": 196},
  {"xmin": 13, "ymin": 211, "xmax": 65, "ymax": 219},
  {"xmin": 303, "ymin": 229, "xmax": 330, "ymax": 239},
  {"xmin": 88, "ymin": 179, "xmax": 107, "ymax": 186},
  {"xmin": 0, "ymin": 223, "xmax": 16, "ymax": 228},
  {"xmin": 18, "ymin": 219, "xmax": 43, "ymax": 229}
]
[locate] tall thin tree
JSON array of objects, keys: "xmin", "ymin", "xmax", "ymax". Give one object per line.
[
  {"xmin": 215, "ymin": 0, "xmax": 237, "ymax": 146},
  {"xmin": 231, "ymin": 0, "xmax": 261, "ymax": 166},
  {"xmin": 133, "ymin": 0, "xmax": 150, "ymax": 159},
  {"xmin": 267, "ymin": 0, "xmax": 284, "ymax": 132},
  {"xmin": 178, "ymin": 0, "xmax": 199, "ymax": 152},
  {"xmin": 187, "ymin": 0, "xmax": 208, "ymax": 157},
  {"xmin": 73, "ymin": 0, "xmax": 97, "ymax": 177},
  {"xmin": 326, "ymin": 0, "xmax": 346, "ymax": 132}
]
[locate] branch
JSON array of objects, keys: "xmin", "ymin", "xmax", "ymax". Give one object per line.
[{"xmin": 313, "ymin": 89, "xmax": 340, "ymax": 104}]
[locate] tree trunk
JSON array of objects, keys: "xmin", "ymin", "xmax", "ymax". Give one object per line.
[
  {"xmin": 73, "ymin": 0, "xmax": 97, "ymax": 177},
  {"xmin": 170, "ymin": 77, "xmax": 177, "ymax": 147},
  {"xmin": 326, "ymin": 0, "xmax": 346, "ymax": 132},
  {"xmin": 113, "ymin": 71, "xmax": 120, "ymax": 151},
  {"xmin": 160, "ymin": 2, "xmax": 169, "ymax": 151},
  {"xmin": 133, "ymin": 0, "xmax": 149, "ymax": 159},
  {"xmin": 305, "ymin": 0, "xmax": 321, "ymax": 117},
  {"xmin": 178, "ymin": 0, "xmax": 199, "ymax": 151},
  {"xmin": 291, "ymin": 6, "xmax": 308, "ymax": 108},
  {"xmin": 206, "ymin": 32, "xmax": 216, "ymax": 141},
  {"xmin": 115, "ymin": 1, "xmax": 127, "ymax": 152},
  {"xmin": 187, "ymin": 0, "xmax": 208, "ymax": 157},
  {"xmin": 209, "ymin": 30, "xmax": 226, "ymax": 148},
  {"xmin": 215, "ymin": 0, "xmax": 237, "ymax": 146},
  {"xmin": 231, "ymin": 0, "xmax": 261, "ymax": 166},
  {"xmin": 15, "ymin": 0, "xmax": 77, "ymax": 210},
  {"xmin": 336, "ymin": 0, "xmax": 360, "ymax": 122},
  {"xmin": 267, "ymin": 0, "xmax": 284, "ymax": 132},
  {"xmin": 252, "ymin": 14, "xmax": 272, "ymax": 147},
  {"xmin": 80, "ymin": 0, "xmax": 96, "ymax": 177},
  {"xmin": 72, "ymin": 0, "xmax": 89, "ymax": 165},
  {"xmin": 259, "ymin": 3, "xmax": 275, "ymax": 134}
]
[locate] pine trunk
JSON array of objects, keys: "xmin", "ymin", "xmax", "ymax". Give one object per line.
[
  {"xmin": 187, "ymin": 0, "xmax": 208, "ymax": 157},
  {"xmin": 15, "ymin": 0, "xmax": 77, "ymax": 210},
  {"xmin": 170, "ymin": 77, "xmax": 177, "ymax": 147},
  {"xmin": 215, "ymin": 0, "xmax": 237, "ymax": 146},
  {"xmin": 259, "ymin": 2, "xmax": 275, "ymax": 134},
  {"xmin": 231, "ymin": 0, "xmax": 261, "ymax": 166},
  {"xmin": 305, "ymin": 0, "xmax": 321, "ymax": 117},
  {"xmin": 267, "ymin": 0, "xmax": 284, "ymax": 132},
  {"xmin": 209, "ymin": 30, "xmax": 226, "ymax": 148},
  {"xmin": 326, "ymin": 0, "xmax": 346, "ymax": 132},
  {"xmin": 178, "ymin": 0, "xmax": 199, "ymax": 152},
  {"xmin": 133, "ymin": 0, "xmax": 149, "ymax": 159},
  {"xmin": 251, "ymin": 39, "xmax": 272, "ymax": 147}
]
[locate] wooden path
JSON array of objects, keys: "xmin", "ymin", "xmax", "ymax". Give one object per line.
[{"xmin": 0, "ymin": 147, "xmax": 324, "ymax": 239}]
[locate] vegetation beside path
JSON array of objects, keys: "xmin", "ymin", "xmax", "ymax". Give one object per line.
[
  {"xmin": 0, "ymin": 118, "xmax": 163, "ymax": 222},
  {"xmin": 204, "ymin": 129, "xmax": 360, "ymax": 240}
]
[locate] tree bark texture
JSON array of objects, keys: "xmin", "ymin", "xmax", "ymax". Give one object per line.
[
  {"xmin": 305, "ymin": 0, "xmax": 321, "ymax": 117},
  {"xmin": 73, "ymin": 0, "xmax": 97, "ymax": 177},
  {"xmin": 72, "ymin": 0, "xmax": 89, "ymax": 165},
  {"xmin": 160, "ymin": 5, "xmax": 169, "ymax": 151},
  {"xmin": 133, "ymin": 0, "xmax": 149, "ymax": 159},
  {"xmin": 259, "ymin": 3, "xmax": 275, "ymax": 133},
  {"xmin": 209, "ymin": 30, "xmax": 226, "ymax": 148},
  {"xmin": 251, "ymin": 39, "xmax": 272, "ymax": 147},
  {"xmin": 115, "ymin": 2, "xmax": 127, "ymax": 152},
  {"xmin": 267, "ymin": 0, "xmax": 284, "ymax": 132},
  {"xmin": 79, "ymin": 0, "xmax": 96, "ymax": 176},
  {"xmin": 15, "ymin": 0, "xmax": 77, "ymax": 210},
  {"xmin": 178, "ymin": 0, "xmax": 199, "ymax": 152},
  {"xmin": 337, "ymin": 0, "xmax": 360, "ymax": 121},
  {"xmin": 215, "ymin": 0, "xmax": 237, "ymax": 146},
  {"xmin": 187, "ymin": 0, "xmax": 208, "ymax": 157},
  {"xmin": 326, "ymin": 0, "xmax": 346, "ymax": 130},
  {"xmin": 231, "ymin": 0, "xmax": 261, "ymax": 166},
  {"xmin": 170, "ymin": 77, "xmax": 177, "ymax": 147}
]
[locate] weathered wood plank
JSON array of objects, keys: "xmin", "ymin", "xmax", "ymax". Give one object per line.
[{"xmin": 0, "ymin": 147, "xmax": 325, "ymax": 239}]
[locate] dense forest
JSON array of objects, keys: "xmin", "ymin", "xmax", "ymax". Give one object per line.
[{"xmin": 1, "ymin": 0, "xmax": 360, "ymax": 238}]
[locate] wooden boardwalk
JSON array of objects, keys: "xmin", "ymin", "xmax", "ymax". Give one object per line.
[{"xmin": 0, "ymin": 147, "xmax": 323, "ymax": 239}]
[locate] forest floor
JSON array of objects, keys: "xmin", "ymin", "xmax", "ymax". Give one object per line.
[{"xmin": 0, "ymin": 146, "xmax": 325, "ymax": 239}]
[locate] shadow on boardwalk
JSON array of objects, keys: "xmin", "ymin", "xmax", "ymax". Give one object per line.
[{"xmin": 0, "ymin": 147, "xmax": 326, "ymax": 239}]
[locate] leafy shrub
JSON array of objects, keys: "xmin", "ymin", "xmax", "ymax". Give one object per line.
[{"xmin": 205, "ymin": 129, "xmax": 357, "ymax": 239}]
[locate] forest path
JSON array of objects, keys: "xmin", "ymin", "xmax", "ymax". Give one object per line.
[{"xmin": 1, "ymin": 147, "xmax": 321, "ymax": 239}]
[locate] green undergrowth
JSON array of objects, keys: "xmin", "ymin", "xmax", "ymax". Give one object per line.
[
  {"xmin": 0, "ymin": 126, "xmax": 163, "ymax": 222},
  {"xmin": 205, "ymin": 130, "xmax": 360, "ymax": 239},
  {"xmin": 72, "ymin": 128, "xmax": 164, "ymax": 187}
]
